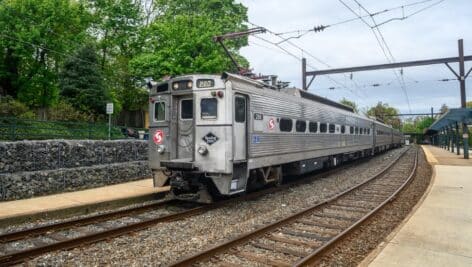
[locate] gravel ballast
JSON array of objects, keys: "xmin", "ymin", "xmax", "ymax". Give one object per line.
[{"xmin": 21, "ymin": 147, "xmax": 427, "ymax": 266}]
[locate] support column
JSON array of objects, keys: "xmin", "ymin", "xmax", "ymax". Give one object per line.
[
  {"xmin": 463, "ymin": 122, "xmax": 469, "ymax": 159},
  {"xmin": 451, "ymin": 126, "xmax": 455, "ymax": 153},
  {"xmin": 456, "ymin": 122, "xmax": 461, "ymax": 155}
]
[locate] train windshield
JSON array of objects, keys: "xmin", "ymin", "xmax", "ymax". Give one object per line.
[{"xmin": 201, "ymin": 98, "xmax": 217, "ymax": 119}]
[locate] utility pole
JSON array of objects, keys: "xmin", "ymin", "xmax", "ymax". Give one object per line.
[{"xmin": 458, "ymin": 39, "xmax": 469, "ymax": 158}]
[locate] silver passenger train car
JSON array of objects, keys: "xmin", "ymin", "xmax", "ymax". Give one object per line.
[{"xmin": 149, "ymin": 73, "xmax": 402, "ymax": 202}]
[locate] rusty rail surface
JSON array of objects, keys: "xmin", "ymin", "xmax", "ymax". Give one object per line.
[{"xmin": 171, "ymin": 147, "xmax": 416, "ymax": 267}]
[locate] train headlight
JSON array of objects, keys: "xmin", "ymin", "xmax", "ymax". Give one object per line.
[
  {"xmin": 157, "ymin": 145, "xmax": 166, "ymax": 154},
  {"xmin": 197, "ymin": 145, "xmax": 208, "ymax": 155},
  {"xmin": 186, "ymin": 81, "xmax": 193, "ymax": 89}
]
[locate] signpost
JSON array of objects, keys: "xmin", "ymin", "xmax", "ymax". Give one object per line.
[{"xmin": 106, "ymin": 103, "xmax": 114, "ymax": 140}]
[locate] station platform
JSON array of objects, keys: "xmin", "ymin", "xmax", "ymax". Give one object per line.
[
  {"xmin": 366, "ymin": 145, "xmax": 472, "ymax": 266},
  {"xmin": 0, "ymin": 178, "xmax": 169, "ymax": 222}
]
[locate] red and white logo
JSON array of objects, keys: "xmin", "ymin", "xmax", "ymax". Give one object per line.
[
  {"xmin": 268, "ymin": 118, "xmax": 276, "ymax": 130},
  {"xmin": 153, "ymin": 130, "xmax": 164, "ymax": 144}
]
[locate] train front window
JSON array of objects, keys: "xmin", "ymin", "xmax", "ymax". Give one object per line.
[
  {"xmin": 201, "ymin": 98, "xmax": 217, "ymax": 119},
  {"xmin": 181, "ymin": 99, "xmax": 193, "ymax": 120},
  {"xmin": 154, "ymin": 101, "xmax": 166, "ymax": 122}
]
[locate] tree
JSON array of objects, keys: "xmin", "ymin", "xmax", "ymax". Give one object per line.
[
  {"xmin": 0, "ymin": 0, "xmax": 91, "ymax": 118},
  {"xmin": 402, "ymin": 116, "xmax": 434, "ymax": 133},
  {"xmin": 439, "ymin": 103, "xmax": 449, "ymax": 114},
  {"xmin": 59, "ymin": 45, "xmax": 109, "ymax": 115},
  {"xmin": 367, "ymin": 102, "xmax": 401, "ymax": 129},
  {"xmin": 339, "ymin": 98, "xmax": 358, "ymax": 113},
  {"xmin": 129, "ymin": 0, "xmax": 248, "ymax": 80},
  {"xmin": 466, "ymin": 101, "xmax": 472, "ymax": 108}
]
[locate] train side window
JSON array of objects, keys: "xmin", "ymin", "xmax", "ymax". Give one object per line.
[
  {"xmin": 320, "ymin": 123, "xmax": 327, "ymax": 133},
  {"xmin": 341, "ymin": 125, "xmax": 345, "ymax": 134},
  {"xmin": 234, "ymin": 96, "xmax": 246, "ymax": 123},
  {"xmin": 280, "ymin": 118, "xmax": 293, "ymax": 132},
  {"xmin": 367, "ymin": 128, "xmax": 370, "ymax": 135},
  {"xmin": 309, "ymin": 121, "xmax": 318, "ymax": 133},
  {"xmin": 295, "ymin": 120, "xmax": 306, "ymax": 132},
  {"xmin": 201, "ymin": 98, "xmax": 217, "ymax": 119},
  {"xmin": 355, "ymin": 127, "xmax": 359, "ymax": 135},
  {"xmin": 349, "ymin": 126, "xmax": 354, "ymax": 134},
  {"xmin": 360, "ymin": 128, "xmax": 364, "ymax": 135},
  {"xmin": 180, "ymin": 99, "xmax": 193, "ymax": 120},
  {"xmin": 328, "ymin": 124, "xmax": 335, "ymax": 133},
  {"xmin": 154, "ymin": 101, "xmax": 166, "ymax": 122}
]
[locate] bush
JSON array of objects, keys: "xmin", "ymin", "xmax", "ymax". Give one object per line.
[
  {"xmin": 47, "ymin": 101, "xmax": 97, "ymax": 122},
  {"xmin": 0, "ymin": 96, "xmax": 35, "ymax": 119}
]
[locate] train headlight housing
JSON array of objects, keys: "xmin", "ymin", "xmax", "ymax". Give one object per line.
[
  {"xmin": 197, "ymin": 145, "xmax": 208, "ymax": 155},
  {"xmin": 157, "ymin": 145, "xmax": 166, "ymax": 154}
]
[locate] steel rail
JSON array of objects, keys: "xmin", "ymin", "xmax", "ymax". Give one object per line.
[
  {"xmin": 294, "ymin": 148, "xmax": 418, "ymax": 266},
  {"xmin": 170, "ymin": 147, "xmax": 413, "ymax": 266},
  {"xmin": 0, "ymin": 199, "xmax": 178, "ymax": 243},
  {"xmin": 0, "ymin": 152, "xmax": 373, "ymax": 266}
]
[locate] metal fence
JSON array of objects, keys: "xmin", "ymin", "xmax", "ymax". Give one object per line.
[{"xmin": 0, "ymin": 116, "xmax": 149, "ymax": 141}]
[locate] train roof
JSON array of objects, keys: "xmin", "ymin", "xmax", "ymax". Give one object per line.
[{"xmin": 222, "ymin": 72, "xmax": 354, "ymax": 113}]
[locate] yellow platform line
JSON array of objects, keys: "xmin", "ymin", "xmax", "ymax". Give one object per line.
[{"xmin": 421, "ymin": 145, "xmax": 438, "ymax": 164}]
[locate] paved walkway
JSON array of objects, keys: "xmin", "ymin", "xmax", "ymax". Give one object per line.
[
  {"xmin": 0, "ymin": 179, "xmax": 169, "ymax": 220},
  {"xmin": 367, "ymin": 145, "xmax": 472, "ymax": 267}
]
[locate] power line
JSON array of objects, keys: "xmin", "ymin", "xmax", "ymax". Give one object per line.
[
  {"xmin": 249, "ymin": 32, "xmax": 369, "ymax": 106},
  {"xmin": 274, "ymin": 0, "xmax": 443, "ymax": 43},
  {"xmin": 249, "ymin": 22, "xmax": 371, "ymax": 103},
  {"xmin": 338, "ymin": 0, "xmax": 413, "ymax": 113},
  {"xmin": 351, "ymin": 0, "xmax": 412, "ymax": 113}
]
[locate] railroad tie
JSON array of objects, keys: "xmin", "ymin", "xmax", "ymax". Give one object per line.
[{"xmin": 237, "ymin": 251, "xmax": 291, "ymax": 267}]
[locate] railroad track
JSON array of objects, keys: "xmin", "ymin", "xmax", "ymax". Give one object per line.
[
  {"xmin": 171, "ymin": 147, "xmax": 417, "ymax": 267},
  {"xmin": 0, "ymin": 148, "xmax": 403, "ymax": 266}
]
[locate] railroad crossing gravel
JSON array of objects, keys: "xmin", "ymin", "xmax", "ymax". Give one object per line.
[{"xmin": 25, "ymin": 147, "xmax": 418, "ymax": 266}]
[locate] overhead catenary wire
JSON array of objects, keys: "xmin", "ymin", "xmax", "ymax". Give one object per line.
[
  {"xmin": 338, "ymin": 0, "xmax": 413, "ymax": 113},
  {"xmin": 274, "ymin": 0, "xmax": 444, "ymax": 43},
  {"xmin": 251, "ymin": 22, "xmax": 371, "ymax": 101},
  {"xmin": 351, "ymin": 0, "xmax": 413, "ymax": 113}
]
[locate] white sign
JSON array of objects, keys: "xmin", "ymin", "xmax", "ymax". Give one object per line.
[
  {"xmin": 463, "ymin": 133, "xmax": 469, "ymax": 139},
  {"xmin": 106, "ymin": 103, "xmax": 114, "ymax": 114}
]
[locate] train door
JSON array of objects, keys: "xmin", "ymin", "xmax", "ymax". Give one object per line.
[
  {"xmin": 177, "ymin": 97, "xmax": 194, "ymax": 159},
  {"xmin": 233, "ymin": 94, "xmax": 247, "ymax": 161}
]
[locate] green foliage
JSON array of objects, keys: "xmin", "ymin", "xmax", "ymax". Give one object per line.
[
  {"xmin": 47, "ymin": 101, "xmax": 97, "ymax": 122},
  {"xmin": 0, "ymin": 117, "xmax": 126, "ymax": 140},
  {"xmin": 0, "ymin": 96, "xmax": 35, "ymax": 119},
  {"xmin": 0, "ymin": 0, "xmax": 91, "ymax": 108},
  {"xmin": 466, "ymin": 101, "xmax": 472, "ymax": 108},
  {"xmin": 59, "ymin": 45, "xmax": 109, "ymax": 114},
  {"xmin": 339, "ymin": 98, "xmax": 358, "ymax": 113},
  {"xmin": 0, "ymin": 0, "xmax": 250, "ymax": 127},
  {"xmin": 367, "ymin": 102, "xmax": 401, "ymax": 129},
  {"xmin": 130, "ymin": 0, "xmax": 248, "ymax": 80},
  {"xmin": 402, "ymin": 116, "xmax": 434, "ymax": 133}
]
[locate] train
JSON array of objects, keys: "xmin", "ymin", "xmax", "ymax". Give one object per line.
[{"xmin": 148, "ymin": 73, "xmax": 403, "ymax": 202}]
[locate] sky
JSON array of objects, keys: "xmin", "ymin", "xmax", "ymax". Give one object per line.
[{"xmin": 238, "ymin": 0, "xmax": 472, "ymax": 116}]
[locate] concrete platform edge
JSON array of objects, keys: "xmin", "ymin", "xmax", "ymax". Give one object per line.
[
  {"xmin": 0, "ymin": 191, "xmax": 167, "ymax": 228},
  {"xmin": 358, "ymin": 147, "xmax": 436, "ymax": 267}
]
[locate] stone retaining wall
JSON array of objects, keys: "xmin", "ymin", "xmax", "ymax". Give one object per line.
[{"xmin": 0, "ymin": 140, "xmax": 151, "ymax": 201}]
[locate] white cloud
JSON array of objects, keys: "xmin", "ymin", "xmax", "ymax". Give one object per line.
[{"xmin": 238, "ymin": 0, "xmax": 472, "ymax": 114}]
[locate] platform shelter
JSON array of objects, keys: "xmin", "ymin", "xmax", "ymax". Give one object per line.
[{"xmin": 426, "ymin": 108, "xmax": 472, "ymax": 159}]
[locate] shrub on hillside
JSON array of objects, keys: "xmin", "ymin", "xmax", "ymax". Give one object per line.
[{"xmin": 0, "ymin": 96, "xmax": 35, "ymax": 119}]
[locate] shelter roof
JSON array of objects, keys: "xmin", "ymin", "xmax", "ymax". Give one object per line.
[{"xmin": 427, "ymin": 108, "xmax": 472, "ymax": 132}]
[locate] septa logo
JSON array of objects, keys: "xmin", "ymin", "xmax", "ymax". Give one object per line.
[
  {"xmin": 268, "ymin": 118, "xmax": 275, "ymax": 130},
  {"xmin": 153, "ymin": 130, "xmax": 164, "ymax": 144}
]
